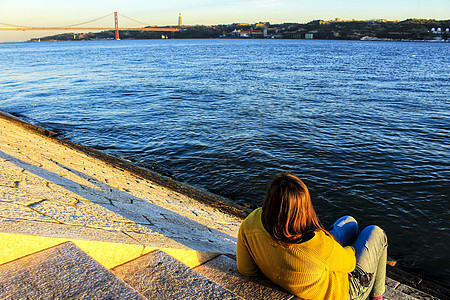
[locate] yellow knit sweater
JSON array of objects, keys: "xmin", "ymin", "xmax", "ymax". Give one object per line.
[{"xmin": 237, "ymin": 208, "xmax": 356, "ymax": 300}]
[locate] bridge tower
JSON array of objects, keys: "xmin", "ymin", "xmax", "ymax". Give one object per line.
[{"xmin": 114, "ymin": 12, "xmax": 120, "ymax": 40}]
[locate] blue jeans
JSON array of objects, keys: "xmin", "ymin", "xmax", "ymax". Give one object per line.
[{"xmin": 330, "ymin": 216, "xmax": 388, "ymax": 300}]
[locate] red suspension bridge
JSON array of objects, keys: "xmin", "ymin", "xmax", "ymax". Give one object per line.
[{"xmin": 0, "ymin": 12, "xmax": 180, "ymax": 40}]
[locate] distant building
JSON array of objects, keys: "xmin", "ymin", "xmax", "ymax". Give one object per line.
[
  {"xmin": 310, "ymin": 20, "xmax": 326, "ymax": 25},
  {"xmin": 240, "ymin": 30, "xmax": 252, "ymax": 37},
  {"xmin": 305, "ymin": 33, "xmax": 314, "ymax": 39},
  {"xmin": 178, "ymin": 13, "xmax": 182, "ymax": 27},
  {"xmin": 370, "ymin": 19, "xmax": 388, "ymax": 22},
  {"xmin": 251, "ymin": 30, "xmax": 264, "ymax": 38}
]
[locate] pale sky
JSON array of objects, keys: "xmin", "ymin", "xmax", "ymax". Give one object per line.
[{"xmin": 1, "ymin": 0, "xmax": 449, "ymax": 42}]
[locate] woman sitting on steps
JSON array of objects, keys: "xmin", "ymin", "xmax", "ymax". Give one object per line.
[{"xmin": 237, "ymin": 172, "xmax": 387, "ymax": 300}]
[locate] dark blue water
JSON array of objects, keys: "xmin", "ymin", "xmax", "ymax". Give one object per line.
[{"xmin": 0, "ymin": 39, "xmax": 448, "ymax": 282}]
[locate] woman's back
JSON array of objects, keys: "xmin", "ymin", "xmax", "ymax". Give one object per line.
[
  {"xmin": 237, "ymin": 173, "xmax": 387, "ymax": 300},
  {"xmin": 237, "ymin": 207, "xmax": 356, "ymax": 299}
]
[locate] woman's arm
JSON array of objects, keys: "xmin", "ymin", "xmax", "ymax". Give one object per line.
[
  {"xmin": 236, "ymin": 226, "xmax": 260, "ymax": 276},
  {"xmin": 327, "ymin": 239, "xmax": 357, "ymax": 273}
]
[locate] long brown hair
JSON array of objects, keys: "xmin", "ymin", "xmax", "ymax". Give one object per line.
[{"xmin": 262, "ymin": 172, "xmax": 324, "ymax": 244}]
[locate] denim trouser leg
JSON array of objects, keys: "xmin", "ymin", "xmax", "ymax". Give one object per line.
[
  {"xmin": 329, "ymin": 216, "xmax": 359, "ymax": 246},
  {"xmin": 330, "ymin": 217, "xmax": 388, "ymax": 300},
  {"xmin": 349, "ymin": 225, "xmax": 388, "ymax": 299}
]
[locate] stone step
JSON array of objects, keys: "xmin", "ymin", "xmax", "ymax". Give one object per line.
[
  {"xmin": 0, "ymin": 236, "xmax": 439, "ymax": 300},
  {"xmin": 0, "ymin": 241, "xmax": 145, "ymax": 300},
  {"xmin": 194, "ymin": 254, "xmax": 298, "ymax": 299},
  {"xmin": 0, "ymin": 232, "xmax": 220, "ymax": 271},
  {"xmin": 385, "ymin": 286, "xmax": 419, "ymax": 300},
  {"xmin": 111, "ymin": 250, "xmax": 242, "ymax": 300},
  {"xmin": 193, "ymin": 255, "xmax": 440, "ymax": 300},
  {"xmin": 386, "ymin": 265, "xmax": 447, "ymax": 299}
]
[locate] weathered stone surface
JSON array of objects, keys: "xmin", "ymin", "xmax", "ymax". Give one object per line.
[
  {"xmin": 387, "ymin": 264, "xmax": 424, "ymax": 288},
  {"xmin": 396, "ymin": 284, "xmax": 440, "ymax": 300},
  {"xmin": 0, "ymin": 201, "xmax": 56, "ymax": 222},
  {"xmin": 0, "ymin": 116, "xmax": 240, "ymax": 254},
  {"xmin": 0, "ymin": 241, "xmax": 145, "ymax": 300},
  {"xmin": 112, "ymin": 250, "xmax": 241, "ymax": 300},
  {"xmin": 0, "ymin": 218, "xmax": 142, "ymax": 245},
  {"xmin": 386, "ymin": 277, "xmax": 401, "ymax": 289},
  {"xmin": 385, "ymin": 286, "xmax": 419, "ymax": 300},
  {"xmin": 194, "ymin": 254, "xmax": 297, "ymax": 300},
  {"xmin": 386, "ymin": 265, "xmax": 449, "ymax": 299}
]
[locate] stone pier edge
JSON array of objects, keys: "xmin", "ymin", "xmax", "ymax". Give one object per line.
[{"xmin": 0, "ymin": 110, "xmax": 251, "ymax": 221}]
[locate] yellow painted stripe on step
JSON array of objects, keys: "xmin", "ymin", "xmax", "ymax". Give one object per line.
[
  {"xmin": 71, "ymin": 240, "xmax": 157, "ymax": 269},
  {"xmin": 0, "ymin": 232, "xmax": 220, "ymax": 270},
  {"xmin": 0, "ymin": 232, "xmax": 155, "ymax": 269},
  {"xmin": 160, "ymin": 248, "xmax": 219, "ymax": 268},
  {"xmin": 0, "ymin": 232, "xmax": 67, "ymax": 265}
]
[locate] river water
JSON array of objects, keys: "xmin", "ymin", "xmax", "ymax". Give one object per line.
[{"xmin": 0, "ymin": 39, "xmax": 448, "ymax": 282}]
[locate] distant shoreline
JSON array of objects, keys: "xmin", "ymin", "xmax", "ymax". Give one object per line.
[
  {"xmin": 23, "ymin": 18, "xmax": 449, "ymax": 43},
  {"xmin": 25, "ymin": 37, "xmax": 449, "ymax": 43}
]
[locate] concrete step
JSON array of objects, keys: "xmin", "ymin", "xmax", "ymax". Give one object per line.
[
  {"xmin": 194, "ymin": 254, "xmax": 298, "ymax": 299},
  {"xmin": 193, "ymin": 255, "xmax": 441, "ymax": 300},
  {"xmin": 0, "ymin": 241, "xmax": 145, "ymax": 300},
  {"xmin": 0, "ymin": 232, "xmax": 443, "ymax": 300},
  {"xmin": 111, "ymin": 250, "xmax": 242, "ymax": 300},
  {"xmin": 385, "ymin": 286, "xmax": 419, "ymax": 299},
  {"xmin": 0, "ymin": 232, "xmax": 219, "ymax": 271},
  {"xmin": 386, "ymin": 265, "xmax": 447, "ymax": 299},
  {"xmin": 0, "ymin": 234, "xmax": 445, "ymax": 300}
]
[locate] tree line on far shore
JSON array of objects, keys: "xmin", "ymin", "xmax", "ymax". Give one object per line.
[{"xmin": 31, "ymin": 18, "xmax": 450, "ymax": 42}]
